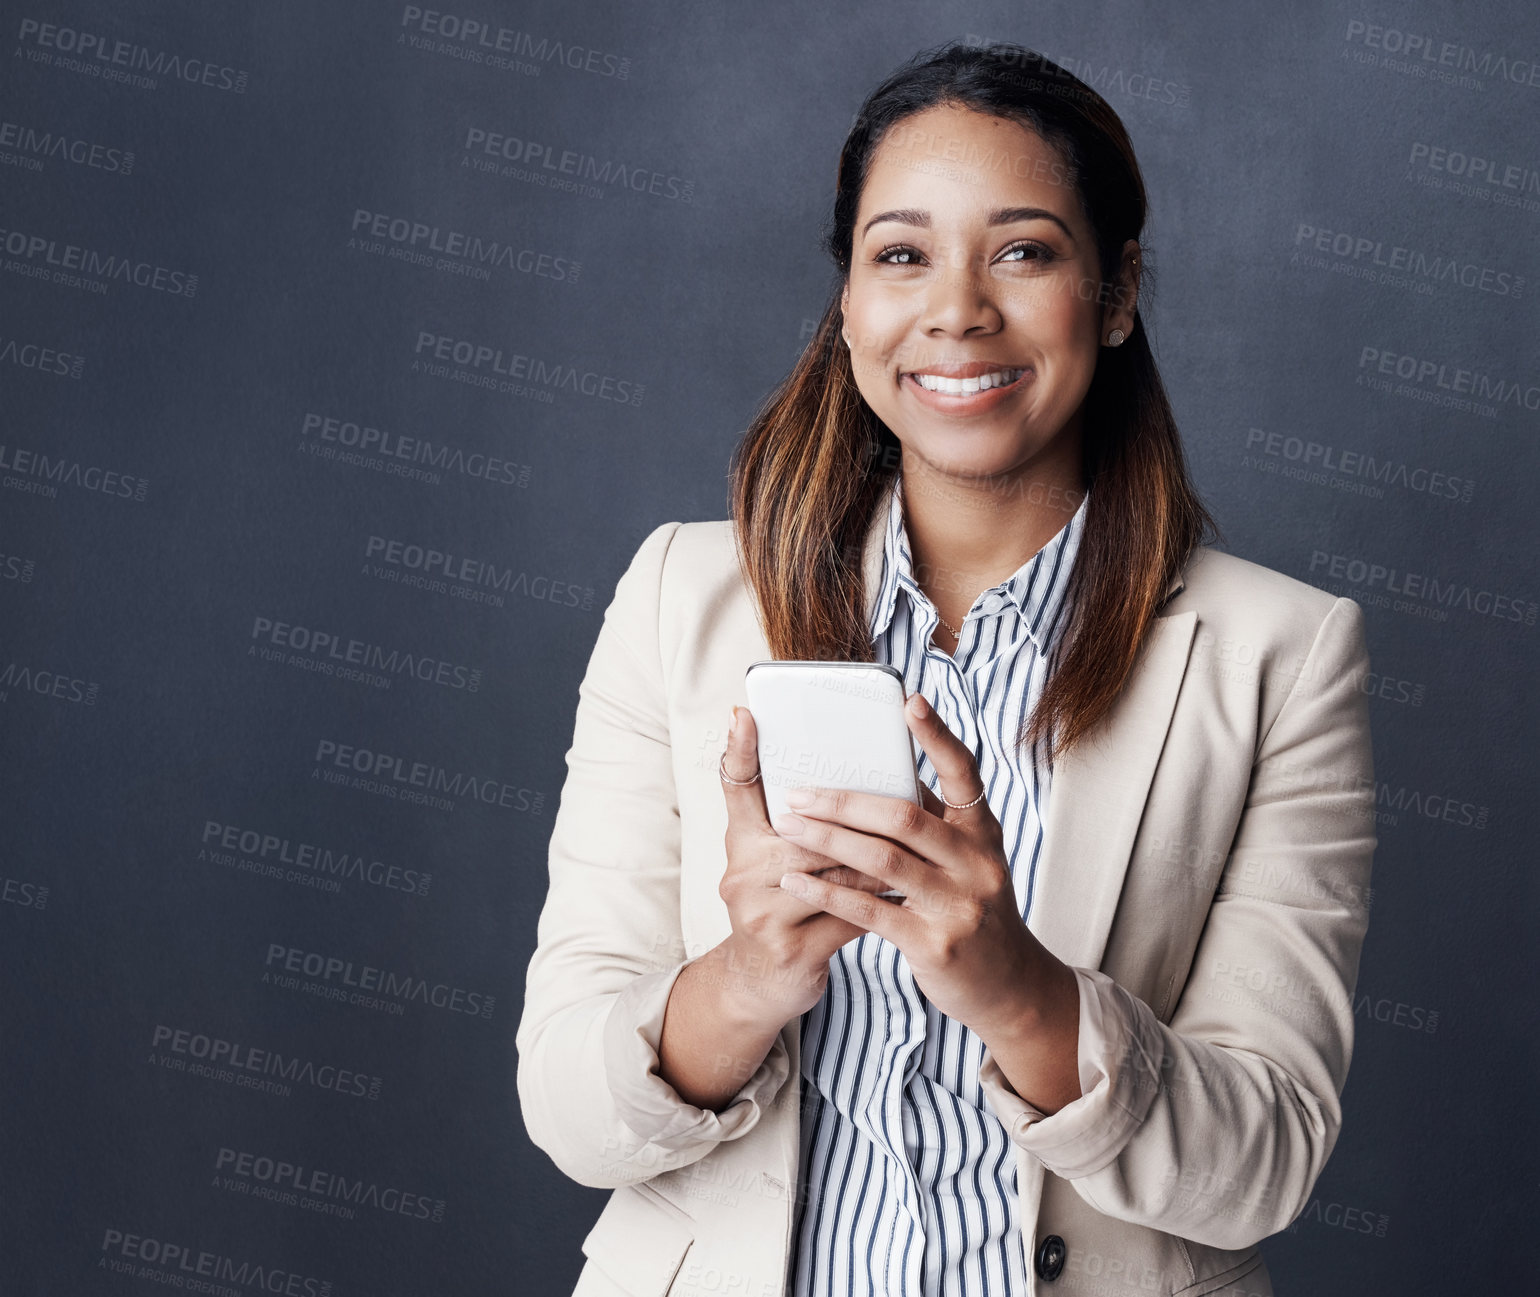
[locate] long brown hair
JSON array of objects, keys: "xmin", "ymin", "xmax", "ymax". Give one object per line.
[{"xmin": 728, "ymin": 41, "xmax": 1219, "ymax": 758}]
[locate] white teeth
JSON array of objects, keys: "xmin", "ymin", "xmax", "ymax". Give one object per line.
[{"xmin": 912, "ymin": 368, "xmax": 1023, "ymax": 394}]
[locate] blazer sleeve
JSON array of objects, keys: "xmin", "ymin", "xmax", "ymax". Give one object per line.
[
  {"xmin": 515, "ymin": 521, "xmax": 792, "ymax": 1190},
  {"xmin": 979, "ymin": 595, "xmax": 1377, "ymax": 1250}
]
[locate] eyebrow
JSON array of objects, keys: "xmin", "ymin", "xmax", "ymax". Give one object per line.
[{"xmin": 860, "ymin": 206, "xmax": 1075, "ymax": 242}]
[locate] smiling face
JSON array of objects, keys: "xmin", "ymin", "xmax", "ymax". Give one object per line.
[{"xmin": 840, "ymin": 102, "xmax": 1136, "ymax": 494}]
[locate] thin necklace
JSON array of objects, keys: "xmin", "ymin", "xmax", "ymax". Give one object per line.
[{"xmin": 935, "ymin": 610, "xmax": 963, "ymax": 638}]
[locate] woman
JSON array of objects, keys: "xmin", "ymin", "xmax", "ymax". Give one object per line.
[{"xmin": 517, "ymin": 41, "xmax": 1375, "ymax": 1297}]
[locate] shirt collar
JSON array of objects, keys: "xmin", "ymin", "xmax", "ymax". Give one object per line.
[{"xmin": 868, "ymin": 472, "xmax": 1088, "ymax": 659}]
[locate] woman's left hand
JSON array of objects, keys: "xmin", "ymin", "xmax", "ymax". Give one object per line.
[{"xmin": 771, "ymin": 690, "xmax": 1069, "ymax": 1042}]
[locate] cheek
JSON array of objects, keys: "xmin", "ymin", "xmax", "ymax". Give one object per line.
[
  {"xmin": 847, "ymin": 290, "xmax": 914, "ymax": 349},
  {"xmin": 1011, "ymin": 273, "xmax": 1095, "ymax": 334},
  {"xmin": 1027, "ymin": 308, "xmax": 1103, "ymax": 388}
]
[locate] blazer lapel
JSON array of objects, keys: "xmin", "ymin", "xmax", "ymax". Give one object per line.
[
  {"xmin": 859, "ymin": 487, "xmax": 1198, "ymax": 974},
  {"xmin": 1029, "ymin": 605, "xmax": 1196, "ymax": 971}
]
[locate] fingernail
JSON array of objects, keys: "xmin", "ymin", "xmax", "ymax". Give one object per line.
[
  {"xmin": 785, "ymin": 787, "xmax": 813, "ymax": 807},
  {"xmin": 779, "ymin": 873, "xmax": 808, "ymax": 893},
  {"xmin": 908, "ymin": 693, "xmax": 929, "ymax": 719},
  {"xmin": 771, "ymin": 813, "xmax": 804, "ymax": 835},
  {"xmin": 729, "ymin": 705, "xmax": 739, "ymax": 738}
]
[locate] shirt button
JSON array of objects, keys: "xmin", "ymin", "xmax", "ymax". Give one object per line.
[{"xmin": 1034, "ymin": 1234, "xmax": 1067, "ymax": 1281}]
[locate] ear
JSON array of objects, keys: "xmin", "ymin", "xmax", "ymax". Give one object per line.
[
  {"xmin": 1124, "ymin": 238, "xmax": 1141, "ymax": 309},
  {"xmin": 1105, "ymin": 238, "xmax": 1140, "ymax": 333}
]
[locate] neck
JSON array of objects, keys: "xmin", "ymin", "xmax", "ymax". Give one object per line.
[{"xmin": 899, "ymin": 440, "xmax": 1085, "ymax": 626}]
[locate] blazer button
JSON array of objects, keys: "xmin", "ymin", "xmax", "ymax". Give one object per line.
[{"xmin": 1034, "ymin": 1234, "xmax": 1066, "ymax": 1281}]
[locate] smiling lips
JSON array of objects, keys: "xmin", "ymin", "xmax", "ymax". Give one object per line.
[
  {"xmin": 911, "ymin": 367, "xmax": 1025, "ymax": 394},
  {"xmin": 902, "ymin": 361, "xmax": 1031, "ymax": 409}
]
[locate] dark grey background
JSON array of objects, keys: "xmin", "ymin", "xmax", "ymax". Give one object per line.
[{"xmin": 1, "ymin": 1, "xmax": 1534, "ymax": 1293}]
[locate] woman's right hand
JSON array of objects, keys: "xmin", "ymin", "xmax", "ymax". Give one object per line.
[{"xmin": 716, "ymin": 703, "xmax": 895, "ymax": 1025}]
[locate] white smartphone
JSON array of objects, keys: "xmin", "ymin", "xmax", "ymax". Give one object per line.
[{"xmin": 743, "ymin": 660, "xmax": 923, "ymax": 900}]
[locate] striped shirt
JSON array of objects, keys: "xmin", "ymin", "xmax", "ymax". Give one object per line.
[{"xmin": 790, "ymin": 471, "xmax": 1088, "ymax": 1296}]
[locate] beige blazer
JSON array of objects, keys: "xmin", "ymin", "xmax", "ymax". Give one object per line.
[{"xmin": 517, "ymin": 494, "xmax": 1376, "ymax": 1297}]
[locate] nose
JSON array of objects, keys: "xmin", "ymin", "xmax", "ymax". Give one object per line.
[{"xmin": 919, "ymin": 251, "xmax": 1003, "ymax": 337}]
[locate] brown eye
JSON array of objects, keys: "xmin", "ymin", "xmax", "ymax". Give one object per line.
[{"xmin": 999, "ymin": 241, "xmax": 1054, "ymax": 264}]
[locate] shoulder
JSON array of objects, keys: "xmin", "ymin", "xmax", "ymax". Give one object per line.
[
  {"xmin": 1166, "ymin": 545, "xmax": 1368, "ymax": 669},
  {"xmin": 663, "ymin": 519, "xmax": 737, "ymax": 568},
  {"xmin": 1173, "ymin": 544, "xmax": 1345, "ymax": 625},
  {"xmin": 610, "ymin": 520, "xmax": 764, "ymax": 684},
  {"xmin": 609, "ymin": 519, "xmax": 746, "ymax": 636},
  {"xmin": 621, "ymin": 520, "xmax": 739, "ymax": 594},
  {"xmin": 613, "ymin": 520, "xmax": 735, "ymax": 584},
  {"xmin": 1158, "ymin": 547, "xmax": 1373, "ymax": 763}
]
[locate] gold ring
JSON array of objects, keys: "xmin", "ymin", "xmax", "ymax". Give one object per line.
[{"xmin": 719, "ymin": 752, "xmax": 761, "ymax": 786}]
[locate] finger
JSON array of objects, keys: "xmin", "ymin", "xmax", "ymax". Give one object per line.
[
  {"xmin": 776, "ymin": 783, "xmax": 960, "ymax": 867},
  {"xmin": 811, "ymin": 864, "xmax": 894, "ymax": 896},
  {"xmin": 777, "ymin": 868, "xmax": 912, "ymax": 938},
  {"xmin": 757, "ymin": 831, "xmax": 871, "ymax": 894},
  {"xmin": 772, "ymin": 802, "xmax": 927, "ymax": 894},
  {"xmin": 904, "ymin": 692, "xmax": 990, "ymax": 822},
  {"xmin": 765, "ymin": 821, "xmax": 891, "ymax": 893},
  {"xmin": 720, "ymin": 705, "xmax": 772, "ymax": 828}
]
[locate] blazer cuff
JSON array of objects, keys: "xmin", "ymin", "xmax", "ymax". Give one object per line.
[
  {"xmin": 979, "ymin": 966, "xmax": 1164, "ymax": 1178},
  {"xmin": 602, "ymin": 958, "xmax": 792, "ymax": 1151}
]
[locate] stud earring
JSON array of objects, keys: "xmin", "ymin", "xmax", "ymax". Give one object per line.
[{"xmin": 1107, "ymin": 328, "xmax": 1126, "ymax": 346}]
